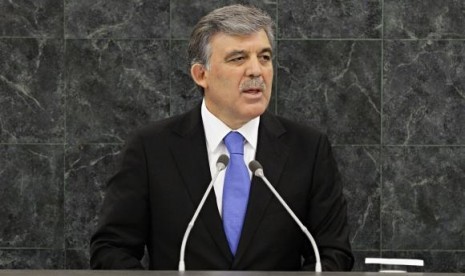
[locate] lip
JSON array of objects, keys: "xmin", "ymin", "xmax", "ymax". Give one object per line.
[
  {"xmin": 241, "ymin": 89, "xmax": 263, "ymax": 99},
  {"xmin": 242, "ymin": 88, "xmax": 263, "ymax": 94}
]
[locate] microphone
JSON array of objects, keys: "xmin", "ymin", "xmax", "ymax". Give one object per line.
[
  {"xmin": 178, "ymin": 154, "xmax": 229, "ymax": 272},
  {"xmin": 248, "ymin": 160, "xmax": 322, "ymax": 272}
]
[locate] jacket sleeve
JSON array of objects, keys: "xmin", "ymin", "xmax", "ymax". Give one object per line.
[
  {"xmin": 90, "ymin": 132, "xmax": 149, "ymax": 269},
  {"xmin": 302, "ymin": 134, "xmax": 354, "ymax": 271}
]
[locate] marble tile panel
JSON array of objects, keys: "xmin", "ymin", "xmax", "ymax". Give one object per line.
[
  {"xmin": 0, "ymin": 0, "xmax": 63, "ymax": 38},
  {"xmin": 382, "ymin": 251, "xmax": 465, "ymax": 272},
  {"xmin": 277, "ymin": 40, "xmax": 381, "ymax": 145},
  {"xmin": 170, "ymin": 40, "xmax": 202, "ymax": 116},
  {"xmin": 65, "ymin": 0, "xmax": 169, "ymax": 39},
  {"xmin": 333, "ymin": 146, "xmax": 380, "ymax": 250},
  {"xmin": 0, "ymin": 249, "xmax": 64, "ymax": 269},
  {"xmin": 383, "ymin": 40, "xmax": 465, "ymax": 145},
  {"xmin": 278, "ymin": 0, "xmax": 381, "ymax": 38},
  {"xmin": 171, "ymin": 0, "xmax": 277, "ymax": 39},
  {"xmin": 64, "ymin": 144, "xmax": 122, "ymax": 249},
  {"xmin": 382, "ymin": 146, "xmax": 465, "ymax": 250},
  {"xmin": 0, "ymin": 38, "xmax": 64, "ymax": 143},
  {"xmin": 65, "ymin": 39, "xmax": 170, "ymax": 144},
  {"xmin": 0, "ymin": 145, "xmax": 64, "ymax": 248},
  {"xmin": 385, "ymin": 0, "xmax": 465, "ymax": 39}
]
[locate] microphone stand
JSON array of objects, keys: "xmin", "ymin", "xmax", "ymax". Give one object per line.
[
  {"xmin": 250, "ymin": 161, "xmax": 322, "ymax": 273},
  {"xmin": 178, "ymin": 156, "xmax": 228, "ymax": 271}
]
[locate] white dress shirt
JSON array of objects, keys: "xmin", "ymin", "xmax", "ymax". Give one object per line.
[{"xmin": 201, "ymin": 99, "xmax": 259, "ymax": 216}]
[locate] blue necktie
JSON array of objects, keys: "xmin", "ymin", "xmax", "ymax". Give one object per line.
[{"xmin": 222, "ymin": 131, "xmax": 251, "ymax": 256}]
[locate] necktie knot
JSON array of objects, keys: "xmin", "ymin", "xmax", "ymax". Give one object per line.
[{"xmin": 224, "ymin": 131, "xmax": 244, "ymax": 155}]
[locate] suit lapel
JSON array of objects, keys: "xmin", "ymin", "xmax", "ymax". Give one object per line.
[
  {"xmin": 233, "ymin": 112, "xmax": 289, "ymax": 266},
  {"xmin": 169, "ymin": 105, "xmax": 233, "ymax": 262}
]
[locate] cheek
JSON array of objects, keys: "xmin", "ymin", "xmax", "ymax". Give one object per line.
[
  {"xmin": 265, "ymin": 67, "xmax": 274, "ymax": 80},
  {"xmin": 213, "ymin": 71, "xmax": 238, "ymax": 88},
  {"xmin": 265, "ymin": 78, "xmax": 273, "ymax": 93}
]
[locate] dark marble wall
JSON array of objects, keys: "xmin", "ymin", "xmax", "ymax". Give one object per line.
[{"xmin": 1, "ymin": 0, "xmax": 464, "ymax": 272}]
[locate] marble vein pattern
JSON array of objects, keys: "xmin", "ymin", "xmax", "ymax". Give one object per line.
[
  {"xmin": 383, "ymin": 40, "xmax": 465, "ymax": 145},
  {"xmin": 65, "ymin": 0, "xmax": 170, "ymax": 39},
  {"xmin": 334, "ymin": 146, "xmax": 380, "ymax": 250},
  {"xmin": 382, "ymin": 147, "xmax": 465, "ymax": 250},
  {"xmin": 170, "ymin": 40, "xmax": 202, "ymax": 116},
  {"xmin": 277, "ymin": 40, "xmax": 381, "ymax": 145},
  {"xmin": 64, "ymin": 144, "xmax": 122, "ymax": 250},
  {"xmin": 0, "ymin": 0, "xmax": 63, "ymax": 37},
  {"xmin": 385, "ymin": 0, "xmax": 465, "ymax": 39},
  {"xmin": 278, "ymin": 0, "xmax": 381, "ymax": 38},
  {"xmin": 0, "ymin": 145, "xmax": 64, "ymax": 248},
  {"xmin": 0, "ymin": 38, "xmax": 64, "ymax": 143},
  {"xmin": 65, "ymin": 39, "xmax": 170, "ymax": 144},
  {"xmin": 170, "ymin": 0, "xmax": 277, "ymax": 39}
]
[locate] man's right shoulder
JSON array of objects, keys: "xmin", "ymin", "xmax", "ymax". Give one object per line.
[
  {"xmin": 134, "ymin": 114, "xmax": 183, "ymax": 137},
  {"xmin": 127, "ymin": 105, "xmax": 201, "ymax": 142}
]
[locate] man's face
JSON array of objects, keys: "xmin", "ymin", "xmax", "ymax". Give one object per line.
[{"xmin": 193, "ymin": 30, "xmax": 273, "ymax": 129}]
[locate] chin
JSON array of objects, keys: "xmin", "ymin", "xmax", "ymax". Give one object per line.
[{"xmin": 243, "ymin": 107, "xmax": 267, "ymax": 120}]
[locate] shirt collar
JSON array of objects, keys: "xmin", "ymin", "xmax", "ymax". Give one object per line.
[{"xmin": 201, "ymin": 99, "xmax": 260, "ymax": 153}]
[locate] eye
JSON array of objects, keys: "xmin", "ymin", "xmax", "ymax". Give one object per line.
[
  {"xmin": 259, "ymin": 54, "xmax": 272, "ymax": 62},
  {"xmin": 230, "ymin": 56, "xmax": 245, "ymax": 62}
]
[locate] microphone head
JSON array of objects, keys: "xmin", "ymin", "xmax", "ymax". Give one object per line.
[
  {"xmin": 217, "ymin": 154, "xmax": 229, "ymax": 170},
  {"xmin": 248, "ymin": 160, "xmax": 263, "ymax": 176}
]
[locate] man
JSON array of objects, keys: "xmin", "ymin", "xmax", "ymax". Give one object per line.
[{"xmin": 90, "ymin": 4, "xmax": 354, "ymax": 271}]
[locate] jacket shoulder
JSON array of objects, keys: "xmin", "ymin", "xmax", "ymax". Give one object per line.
[
  {"xmin": 270, "ymin": 113, "xmax": 327, "ymax": 142},
  {"xmin": 128, "ymin": 105, "xmax": 201, "ymax": 142}
]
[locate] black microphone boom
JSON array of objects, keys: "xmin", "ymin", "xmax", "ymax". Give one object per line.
[
  {"xmin": 217, "ymin": 154, "xmax": 229, "ymax": 169},
  {"xmin": 178, "ymin": 154, "xmax": 229, "ymax": 271},
  {"xmin": 248, "ymin": 160, "xmax": 322, "ymax": 272}
]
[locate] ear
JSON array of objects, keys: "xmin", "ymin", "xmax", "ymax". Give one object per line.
[{"xmin": 190, "ymin": 63, "xmax": 208, "ymax": 89}]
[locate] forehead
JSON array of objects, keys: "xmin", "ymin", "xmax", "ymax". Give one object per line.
[{"xmin": 209, "ymin": 30, "xmax": 272, "ymax": 55}]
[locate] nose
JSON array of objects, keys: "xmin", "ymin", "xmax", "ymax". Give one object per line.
[{"xmin": 245, "ymin": 56, "xmax": 262, "ymax": 78}]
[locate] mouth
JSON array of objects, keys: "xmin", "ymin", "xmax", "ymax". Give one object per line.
[
  {"xmin": 242, "ymin": 88, "xmax": 263, "ymax": 94},
  {"xmin": 240, "ymin": 77, "xmax": 266, "ymax": 95},
  {"xmin": 241, "ymin": 88, "xmax": 264, "ymax": 101}
]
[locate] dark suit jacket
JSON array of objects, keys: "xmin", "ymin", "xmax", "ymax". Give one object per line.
[{"xmin": 90, "ymin": 104, "xmax": 354, "ymax": 271}]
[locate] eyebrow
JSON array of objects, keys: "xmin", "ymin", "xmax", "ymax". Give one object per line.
[
  {"xmin": 224, "ymin": 47, "xmax": 273, "ymax": 61},
  {"xmin": 260, "ymin": 47, "xmax": 273, "ymax": 55}
]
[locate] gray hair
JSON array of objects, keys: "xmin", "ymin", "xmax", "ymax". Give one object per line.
[{"xmin": 188, "ymin": 4, "xmax": 275, "ymax": 70}]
